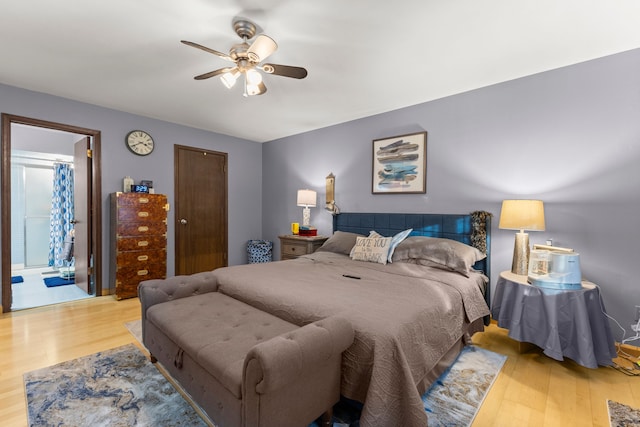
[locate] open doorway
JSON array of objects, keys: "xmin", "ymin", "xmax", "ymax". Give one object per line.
[{"xmin": 1, "ymin": 114, "xmax": 102, "ymax": 313}]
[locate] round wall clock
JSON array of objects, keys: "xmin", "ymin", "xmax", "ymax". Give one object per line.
[{"xmin": 125, "ymin": 130, "xmax": 155, "ymax": 156}]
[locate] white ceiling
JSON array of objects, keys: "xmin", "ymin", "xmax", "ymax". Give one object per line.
[{"xmin": 2, "ymin": 1, "xmax": 640, "ymax": 143}]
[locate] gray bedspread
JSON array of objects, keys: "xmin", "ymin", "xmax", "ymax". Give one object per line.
[{"xmin": 213, "ymin": 251, "xmax": 490, "ymax": 427}]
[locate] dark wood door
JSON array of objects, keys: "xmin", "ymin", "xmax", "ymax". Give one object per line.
[
  {"xmin": 73, "ymin": 137, "xmax": 90, "ymax": 294},
  {"xmin": 174, "ymin": 145, "xmax": 227, "ymax": 275}
]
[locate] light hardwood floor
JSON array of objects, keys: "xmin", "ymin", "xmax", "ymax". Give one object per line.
[{"xmin": 1, "ymin": 296, "xmax": 638, "ymax": 426}]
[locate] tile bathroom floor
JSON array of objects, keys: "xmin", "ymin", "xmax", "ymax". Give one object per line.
[{"xmin": 11, "ymin": 266, "xmax": 92, "ymax": 310}]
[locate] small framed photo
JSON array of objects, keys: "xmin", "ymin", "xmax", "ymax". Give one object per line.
[
  {"xmin": 140, "ymin": 180, "xmax": 153, "ymax": 188},
  {"xmin": 372, "ymin": 131, "xmax": 427, "ymax": 194}
]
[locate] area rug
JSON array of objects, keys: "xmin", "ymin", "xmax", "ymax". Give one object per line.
[
  {"xmin": 125, "ymin": 319, "xmax": 143, "ymax": 345},
  {"xmin": 11, "ymin": 275, "xmax": 23, "ymax": 283},
  {"xmin": 43, "ymin": 276, "xmax": 74, "ymax": 287},
  {"xmin": 309, "ymin": 345, "xmax": 506, "ymax": 427},
  {"xmin": 608, "ymin": 400, "xmax": 640, "ymax": 427},
  {"xmin": 24, "ymin": 344, "xmax": 209, "ymax": 426},
  {"xmin": 422, "ymin": 345, "xmax": 506, "ymax": 426}
]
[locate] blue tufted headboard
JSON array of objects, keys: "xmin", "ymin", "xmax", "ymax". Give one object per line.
[{"xmin": 333, "ymin": 212, "xmax": 492, "ymax": 317}]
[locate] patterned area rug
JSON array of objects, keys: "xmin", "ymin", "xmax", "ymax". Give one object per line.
[
  {"xmin": 310, "ymin": 345, "xmax": 506, "ymax": 427},
  {"xmin": 24, "ymin": 344, "xmax": 208, "ymax": 427},
  {"xmin": 608, "ymin": 400, "xmax": 640, "ymax": 427},
  {"xmin": 422, "ymin": 346, "xmax": 506, "ymax": 426}
]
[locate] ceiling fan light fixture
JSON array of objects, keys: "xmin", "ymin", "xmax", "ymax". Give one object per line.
[
  {"xmin": 246, "ymin": 83, "xmax": 260, "ymax": 96},
  {"xmin": 182, "ymin": 18, "xmax": 306, "ymax": 97},
  {"xmin": 244, "ymin": 77, "xmax": 267, "ymax": 97},
  {"xmin": 220, "ymin": 69, "xmax": 240, "ymax": 88},
  {"xmin": 245, "ymin": 68, "xmax": 263, "ymax": 85},
  {"xmin": 247, "ymin": 34, "xmax": 278, "ymax": 62}
]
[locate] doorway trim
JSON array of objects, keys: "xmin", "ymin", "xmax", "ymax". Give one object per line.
[{"xmin": 1, "ymin": 113, "xmax": 102, "ymax": 313}]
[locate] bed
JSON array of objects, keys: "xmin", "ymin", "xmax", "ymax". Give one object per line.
[{"xmin": 212, "ymin": 212, "xmax": 492, "ymax": 427}]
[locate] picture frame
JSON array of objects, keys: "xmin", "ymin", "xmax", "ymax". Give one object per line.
[
  {"xmin": 372, "ymin": 131, "xmax": 427, "ymax": 194},
  {"xmin": 140, "ymin": 179, "xmax": 154, "ymax": 188}
]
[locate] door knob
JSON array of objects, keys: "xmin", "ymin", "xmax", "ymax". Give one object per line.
[{"xmin": 180, "ymin": 218, "xmax": 188, "ymax": 225}]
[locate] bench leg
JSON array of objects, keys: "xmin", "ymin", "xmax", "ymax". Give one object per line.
[{"xmin": 319, "ymin": 408, "xmax": 333, "ymax": 427}]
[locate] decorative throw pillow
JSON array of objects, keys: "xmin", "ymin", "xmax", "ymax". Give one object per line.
[
  {"xmin": 349, "ymin": 230, "xmax": 382, "ymax": 258},
  {"xmin": 391, "ymin": 236, "xmax": 485, "ymax": 276},
  {"xmin": 317, "ymin": 231, "xmax": 364, "ymax": 255},
  {"xmin": 350, "ymin": 236, "xmax": 393, "ymax": 265},
  {"xmin": 351, "ymin": 229, "xmax": 412, "ymax": 262}
]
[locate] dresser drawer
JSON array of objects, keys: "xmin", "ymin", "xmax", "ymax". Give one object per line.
[
  {"xmin": 115, "ymin": 235, "xmax": 167, "ymax": 252},
  {"xmin": 115, "ymin": 249, "xmax": 167, "ymax": 269},
  {"xmin": 115, "ymin": 193, "xmax": 167, "ymax": 207},
  {"xmin": 115, "ymin": 264, "xmax": 166, "ymax": 300},
  {"xmin": 115, "ymin": 264, "xmax": 166, "ymax": 282},
  {"xmin": 116, "ymin": 221, "xmax": 167, "ymax": 237},
  {"xmin": 116, "ymin": 205, "xmax": 169, "ymax": 223}
]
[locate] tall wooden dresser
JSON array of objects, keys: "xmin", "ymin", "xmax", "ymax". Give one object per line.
[{"xmin": 110, "ymin": 192, "xmax": 169, "ymax": 300}]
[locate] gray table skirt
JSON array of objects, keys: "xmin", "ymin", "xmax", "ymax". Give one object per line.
[{"xmin": 491, "ymin": 271, "xmax": 617, "ymax": 369}]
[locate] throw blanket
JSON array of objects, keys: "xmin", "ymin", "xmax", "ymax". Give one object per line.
[{"xmin": 213, "ymin": 252, "xmax": 489, "ymax": 427}]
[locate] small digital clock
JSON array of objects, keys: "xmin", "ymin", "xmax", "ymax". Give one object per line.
[{"xmin": 131, "ymin": 184, "xmax": 149, "ymax": 193}]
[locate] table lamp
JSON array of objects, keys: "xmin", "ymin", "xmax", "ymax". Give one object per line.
[
  {"xmin": 297, "ymin": 189, "xmax": 317, "ymax": 227},
  {"xmin": 499, "ymin": 199, "xmax": 545, "ymax": 275}
]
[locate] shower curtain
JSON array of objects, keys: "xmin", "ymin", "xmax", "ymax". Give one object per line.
[{"xmin": 48, "ymin": 163, "xmax": 74, "ymax": 268}]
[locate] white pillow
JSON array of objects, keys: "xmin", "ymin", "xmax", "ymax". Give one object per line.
[
  {"xmin": 350, "ymin": 230, "xmax": 382, "ymax": 257},
  {"xmin": 350, "ymin": 236, "xmax": 393, "ymax": 265}
]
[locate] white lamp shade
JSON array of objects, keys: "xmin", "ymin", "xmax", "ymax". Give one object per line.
[
  {"xmin": 499, "ymin": 200, "xmax": 545, "ymax": 231},
  {"xmin": 247, "ymin": 35, "xmax": 278, "ymax": 62},
  {"xmin": 297, "ymin": 189, "xmax": 317, "ymax": 207},
  {"xmin": 220, "ymin": 69, "xmax": 240, "ymax": 88}
]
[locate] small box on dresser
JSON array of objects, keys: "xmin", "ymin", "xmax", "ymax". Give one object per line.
[
  {"xmin": 110, "ymin": 192, "xmax": 169, "ymax": 300},
  {"xmin": 278, "ymin": 235, "xmax": 328, "ymax": 260}
]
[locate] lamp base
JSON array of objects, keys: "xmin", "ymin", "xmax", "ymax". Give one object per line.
[
  {"xmin": 511, "ymin": 232, "xmax": 530, "ymax": 275},
  {"xmin": 302, "ymin": 206, "xmax": 311, "ymax": 227}
]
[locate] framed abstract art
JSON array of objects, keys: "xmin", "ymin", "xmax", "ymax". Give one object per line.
[{"xmin": 372, "ymin": 131, "xmax": 427, "ymax": 194}]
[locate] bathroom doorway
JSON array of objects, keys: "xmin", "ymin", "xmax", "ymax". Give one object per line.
[{"xmin": 1, "ymin": 114, "xmax": 102, "ymax": 313}]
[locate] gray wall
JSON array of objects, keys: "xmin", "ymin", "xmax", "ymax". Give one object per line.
[
  {"xmin": 2, "ymin": 48, "xmax": 638, "ymax": 342},
  {"xmin": 0, "ymin": 83, "xmax": 263, "ymax": 297},
  {"xmin": 262, "ymin": 48, "xmax": 640, "ymax": 340}
]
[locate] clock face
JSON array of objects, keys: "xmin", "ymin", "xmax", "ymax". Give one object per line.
[{"xmin": 126, "ymin": 130, "xmax": 154, "ymax": 156}]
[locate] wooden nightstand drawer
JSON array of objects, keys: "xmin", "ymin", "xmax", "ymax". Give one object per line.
[
  {"xmin": 282, "ymin": 241, "xmax": 307, "ymax": 257},
  {"xmin": 278, "ymin": 235, "xmax": 328, "ymax": 260}
]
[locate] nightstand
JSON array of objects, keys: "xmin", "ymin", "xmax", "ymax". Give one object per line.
[
  {"xmin": 278, "ymin": 235, "xmax": 328, "ymax": 260},
  {"xmin": 491, "ymin": 270, "xmax": 617, "ymax": 368}
]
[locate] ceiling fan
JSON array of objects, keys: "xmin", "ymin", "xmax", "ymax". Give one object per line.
[{"xmin": 181, "ymin": 19, "xmax": 308, "ymax": 97}]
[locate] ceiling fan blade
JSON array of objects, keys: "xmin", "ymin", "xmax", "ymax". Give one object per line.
[
  {"xmin": 194, "ymin": 67, "xmax": 234, "ymax": 80},
  {"xmin": 261, "ymin": 63, "xmax": 308, "ymax": 79},
  {"xmin": 247, "ymin": 35, "xmax": 278, "ymax": 62},
  {"xmin": 181, "ymin": 40, "xmax": 235, "ymax": 62}
]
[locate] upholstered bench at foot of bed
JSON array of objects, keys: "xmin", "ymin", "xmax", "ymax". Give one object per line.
[{"xmin": 143, "ymin": 291, "xmax": 354, "ymax": 427}]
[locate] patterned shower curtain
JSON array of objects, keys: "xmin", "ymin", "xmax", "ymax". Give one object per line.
[{"xmin": 48, "ymin": 163, "xmax": 74, "ymax": 268}]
